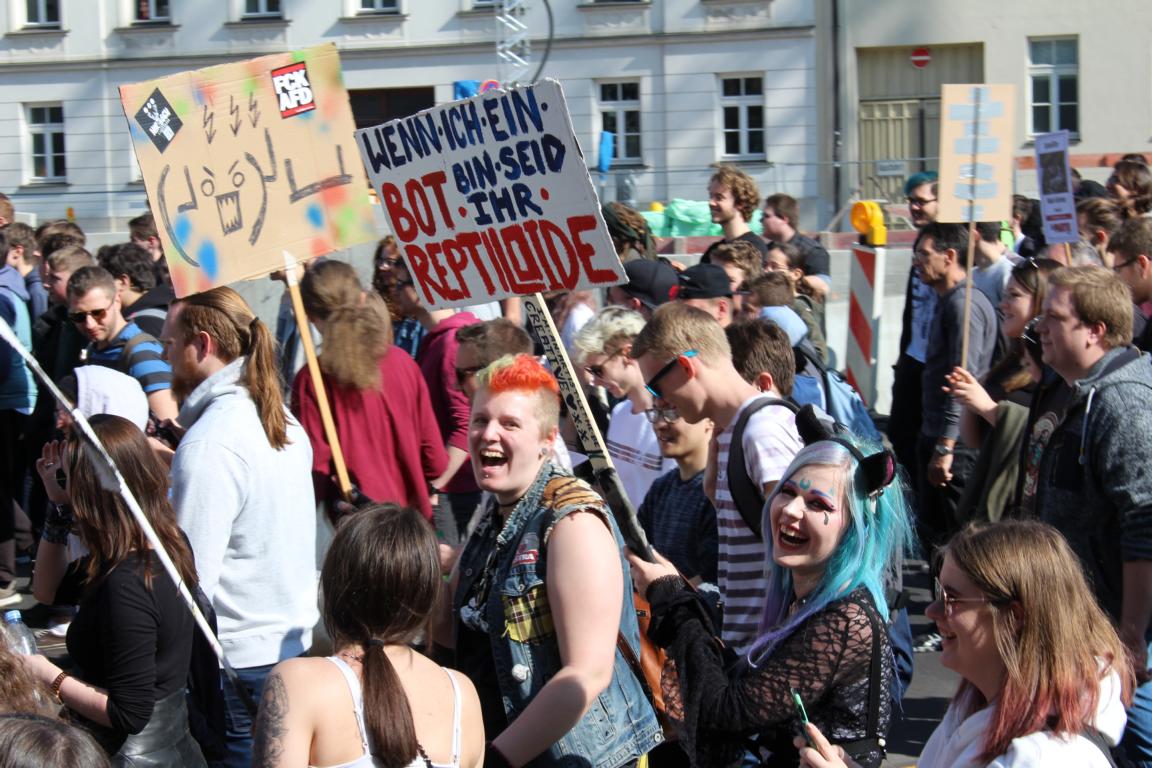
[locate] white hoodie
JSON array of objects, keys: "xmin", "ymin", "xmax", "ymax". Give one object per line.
[
  {"xmin": 171, "ymin": 358, "xmax": 318, "ymax": 669},
  {"xmin": 918, "ymin": 669, "xmax": 1127, "ymax": 767}
]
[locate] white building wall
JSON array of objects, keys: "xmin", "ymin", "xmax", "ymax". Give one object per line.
[{"xmin": 0, "ymin": 0, "xmax": 821, "ymax": 236}]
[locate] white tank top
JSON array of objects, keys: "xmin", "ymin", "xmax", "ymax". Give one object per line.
[{"xmin": 308, "ymin": 656, "xmax": 462, "ymax": 768}]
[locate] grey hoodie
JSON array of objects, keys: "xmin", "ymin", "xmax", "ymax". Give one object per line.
[{"xmin": 1035, "ymin": 345, "xmax": 1152, "ymax": 619}]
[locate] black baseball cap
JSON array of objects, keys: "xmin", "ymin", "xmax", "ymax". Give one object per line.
[
  {"xmin": 620, "ymin": 260, "xmax": 678, "ymax": 309},
  {"xmin": 674, "ymin": 263, "xmax": 732, "ymax": 300}
]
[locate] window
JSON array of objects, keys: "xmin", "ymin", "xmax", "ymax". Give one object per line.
[
  {"xmin": 599, "ymin": 81, "xmax": 642, "ymax": 164},
  {"xmin": 720, "ymin": 76, "xmax": 764, "ymax": 158},
  {"xmin": 25, "ymin": 0, "xmax": 61, "ymax": 27},
  {"xmin": 243, "ymin": 0, "xmax": 281, "ymax": 17},
  {"xmin": 135, "ymin": 0, "xmax": 171, "ymax": 22},
  {"xmin": 359, "ymin": 0, "xmax": 398, "ymax": 11},
  {"xmin": 349, "ymin": 87, "xmax": 435, "ymax": 130},
  {"xmin": 1028, "ymin": 38, "xmax": 1078, "ymax": 136},
  {"xmin": 27, "ymin": 105, "xmax": 66, "ymax": 181}
]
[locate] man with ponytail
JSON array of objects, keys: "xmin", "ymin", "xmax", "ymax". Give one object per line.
[{"xmin": 161, "ymin": 286, "xmax": 318, "ymax": 768}]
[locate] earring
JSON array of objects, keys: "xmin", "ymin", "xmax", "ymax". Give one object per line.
[{"xmin": 539, "ymin": 447, "xmax": 549, "ymax": 458}]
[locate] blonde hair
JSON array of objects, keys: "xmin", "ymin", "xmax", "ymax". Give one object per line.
[
  {"xmin": 630, "ymin": 302, "xmax": 730, "ymax": 365},
  {"xmin": 1047, "ymin": 265, "xmax": 1134, "ymax": 348},
  {"xmin": 572, "ymin": 306, "xmax": 645, "ymax": 361},
  {"xmin": 301, "ymin": 260, "xmax": 393, "ymax": 391}
]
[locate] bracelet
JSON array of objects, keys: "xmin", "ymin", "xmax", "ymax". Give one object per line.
[{"xmin": 50, "ymin": 671, "xmax": 69, "ymax": 704}]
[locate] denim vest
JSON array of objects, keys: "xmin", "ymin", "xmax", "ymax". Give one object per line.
[
  {"xmin": 454, "ymin": 464, "xmax": 663, "ymax": 767},
  {"xmin": 0, "ymin": 286, "xmax": 36, "ymax": 413}
]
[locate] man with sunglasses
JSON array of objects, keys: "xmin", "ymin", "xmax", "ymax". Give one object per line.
[
  {"xmin": 67, "ymin": 266, "xmax": 178, "ymax": 424},
  {"xmin": 632, "ymin": 303, "xmax": 801, "ymax": 654}
]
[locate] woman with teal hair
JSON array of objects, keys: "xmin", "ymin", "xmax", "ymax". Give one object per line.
[{"xmin": 629, "ymin": 406, "xmax": 914, "ymax": 768}]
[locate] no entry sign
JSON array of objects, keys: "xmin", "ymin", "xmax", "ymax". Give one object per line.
[{"xmin": 911, "ymin": 48, "xmax": 931, "ymax": 69}]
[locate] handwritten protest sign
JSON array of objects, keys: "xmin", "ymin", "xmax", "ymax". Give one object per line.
[
  {"xmin": 355, "ymin": 79, "xmax": 625, "ymax": 310},
  {"xmin": 1034, "ymin": 130, "xmax": 1078, "ymax": 244},
  {"xmin": 937, "ymin": 84, "xmax": 1016, "ymax": 223},
  {"xmin": 120, "ymin": 43, "xmax": 376, "ymax": 297}
]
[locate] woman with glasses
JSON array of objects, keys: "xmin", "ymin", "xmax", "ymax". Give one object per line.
[
  {"xmin": 443, "ymin": 354, "xmax": 662, "ymax": 767},
  {"xmin": 799, "ymin": 520, "xmax": 1133, "ymax": 768},
  {"xmin": 291, "ymin": 259, "xmax": 447, "ymax": 524},
  {"xmin": 629, "ymin": 407, "xmax": 913, "ymax": 768}
]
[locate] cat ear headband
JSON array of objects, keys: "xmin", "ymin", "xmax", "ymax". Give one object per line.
[{"xmin": 794, "ymin": 404, "xmax": 896, "ymax": 498}]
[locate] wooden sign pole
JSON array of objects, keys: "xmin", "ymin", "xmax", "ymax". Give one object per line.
[
  {"xmin": 283, "ymin": 251, "xmax": 353, "ymax": 501},
  {"xmin": 959, "ymin": 86, "xmax": 983, "ymax": 371},
  {"xmin": 523, "ymin": 294, "xmax": 654, "ymax": 561}
]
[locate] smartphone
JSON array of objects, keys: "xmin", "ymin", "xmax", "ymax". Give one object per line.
[{"xmin": 791, "ymin": 687, "xmax": 813, "ymax": 747}]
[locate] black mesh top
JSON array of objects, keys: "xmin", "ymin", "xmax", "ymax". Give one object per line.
[{"xmin": 646, "ymin": 576, "xmax": 892, "ymax": 768}]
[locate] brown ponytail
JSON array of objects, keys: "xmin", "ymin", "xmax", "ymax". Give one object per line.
[
  {"xmin": 321, "ymin": 504, "xmax": 441, "ymax": 765},
  {"xmin": 172, "ymin": 286, "xmax": 290, "ymax": 449},
  {"xmin": 301, "ymin": 260, "xmax": 393, "ymax": 391}
]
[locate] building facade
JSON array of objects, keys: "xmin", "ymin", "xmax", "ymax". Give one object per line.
[{"xmin": 0, "ymin": 0, "xmax": 824, "ymax": 236}]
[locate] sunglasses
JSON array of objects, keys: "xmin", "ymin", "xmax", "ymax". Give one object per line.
[
  {"xmin": 455, "ymin": 364, "xmax": 486, "ymax": 387},
  {"xmin": 583, "ymin": 349, "xmax": 626, "ymax": 380},
  {"xmin": 376, "ymin": 257, "xmax": 403, "ymax": 270},
  {"xmin": 644, "ymin": 406, "xmax": 680, "ymax": 424},
  {"xmin": 68, "ymin": 303, "xmax": 113, "ymax": 324},
  {"xmin": 645, "ymin": 349, "xmax": 697, "ymax": 399}
]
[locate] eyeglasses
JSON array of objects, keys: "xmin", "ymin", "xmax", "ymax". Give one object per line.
[
  {"xmin": 906, "ymin": 196, "xmax": 938, "ymax": 208},
  {"xmin": 583, "ymin": 349, "xmax": 626, "ymax": 380},
  {"xmin": 1112, "ymin": 259, "xmax": 1138, "ymax": 273},
  {"xmin": 934, "ymin": 578, "xmax": 991, "ymax": 618},
  {"xmin": 455, "ymin": 364, "xmax": 486, "ymax": 387},
  {"xmin": 645, "ymin": 350, "xmax": 697, "ymax": 399},
  {"xmin": 68, "ymin": 303, "xmax": 113, "ymax": 324},
  {"xmin": 644, "ymin": 406, "xmax": 680, "ymax": 424}
]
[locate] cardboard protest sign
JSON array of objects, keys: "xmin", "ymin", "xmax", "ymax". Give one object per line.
[
  {"xmin": 120, "ymin": 43, "xmax": 376, "ymax": 297},
  {"xmin": 355, "ymin": 79, "xmax": 625, "ymax": 311},
  {"xmin": 1034, "ymin": 130, "xmax": 1078, "ymax": 244},
  {"xmin": 937, "ymin": 84, "xmax": 1016, "ymax": 223}
]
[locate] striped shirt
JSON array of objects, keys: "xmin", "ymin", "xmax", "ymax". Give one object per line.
[
  {"xmin": 85, "ymin": 321, "xmax": 172, "ymax": 394},
  {"xmin": 714, "ymin": 396, "xmax": 802, "ymax": 654}
]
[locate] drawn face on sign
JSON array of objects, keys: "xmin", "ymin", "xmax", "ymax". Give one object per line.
[{"xmin": 121, "ymin": 45, "xmax": 377, "ymax": 297}]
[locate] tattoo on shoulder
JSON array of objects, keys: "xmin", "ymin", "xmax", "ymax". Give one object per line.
[{"xmin": 252, "ymin": 671, "xmax": 289, "ymax": 768}]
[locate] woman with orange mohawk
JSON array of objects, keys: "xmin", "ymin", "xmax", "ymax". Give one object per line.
[{"xmin": 448, "ymin": 354, "xmax": 662, "ymax": 767}]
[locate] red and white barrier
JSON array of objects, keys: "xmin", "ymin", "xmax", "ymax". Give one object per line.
[{"xmin": 845, "ymin": 243, "xmax": 885, "ymax": 407}]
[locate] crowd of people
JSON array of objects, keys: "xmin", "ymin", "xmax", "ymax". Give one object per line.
[{"xmin": 0, "ymin": 152, "xmax": 1148, "ymax": 768}]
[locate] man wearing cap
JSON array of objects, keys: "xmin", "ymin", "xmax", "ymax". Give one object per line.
[
  {"xmin": 606, "ymin": 259, "xmax": 678, "ymax": 320},
  {"xmin": 673, "ymin": 263, "xmax": 734, "ymax": 328}
]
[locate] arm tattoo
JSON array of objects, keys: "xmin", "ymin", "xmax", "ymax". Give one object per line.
[{"xmin": 252, "ymin": 672, "xmax": 290, "ymax": 768}]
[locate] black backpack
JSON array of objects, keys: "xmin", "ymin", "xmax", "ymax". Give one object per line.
[{"xmin": 726, "ymin": 396, "xmax": 799, "ymax": 539}]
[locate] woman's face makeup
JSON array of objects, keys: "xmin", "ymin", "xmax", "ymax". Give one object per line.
[{"xmin": 769, "ymin": 464, "xmax": 848, "ymax": 587}]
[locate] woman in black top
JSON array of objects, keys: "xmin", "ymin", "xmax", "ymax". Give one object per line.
[
  {"xmin": 629, "ymin": 409, "xmax": 914, "ymax": 768},
  {"xmin": 26, "ymin": 414, "xmax": 206, "ymax": 766}
]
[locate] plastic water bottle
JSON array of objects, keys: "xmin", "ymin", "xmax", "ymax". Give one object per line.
[{"xmin": 3, "ymin": 610, "xmax": 38, "ymax": 655}]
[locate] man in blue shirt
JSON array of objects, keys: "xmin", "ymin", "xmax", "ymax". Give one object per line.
[{"xmin": 67, "ymin": 266, "xmax": 177, "ymax": 424}]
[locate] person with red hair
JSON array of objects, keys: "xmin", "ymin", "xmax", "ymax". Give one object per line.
[
  {"xmin": 799, "ymin": 520, "xmax": 1134, "ymax": 767},
  {"xmin": 438, "ymin": 355, "xmax": 661, "ymax": 767}
]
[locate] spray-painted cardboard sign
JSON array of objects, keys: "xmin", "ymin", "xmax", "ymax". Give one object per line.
[
  {"xmin": 355, "ymin": 79, "xmax": 625, "ymax": 311},
  {"xmin": 120, "ymin": 43, "xmax": 376, "ymax": 297}
]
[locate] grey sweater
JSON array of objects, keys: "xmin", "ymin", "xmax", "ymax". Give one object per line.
[
  {"xmin": 920, "ymin": 279, "xmax": 998, "ymax": 441},
  {"xmin": 1035, "ymin": 346, "xmax": 1152, "ymax": 619}
]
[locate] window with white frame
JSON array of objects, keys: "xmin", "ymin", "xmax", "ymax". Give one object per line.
[
  {"xmin": 359, "ymin": 0, "xmax": 399, "ymax": 11},
  {"xmin": 598, "ymin": 81, "xmax": 642, "ymax": 164},
  {"xmin": 25, "ymin": 0, "xmax": 61, "ymax": 27},
  {"xmin": 1028, "ymin": 37, "xmax": 1078, "ymax": 136},
  {"xmin": 243, "ymin": 0, "xmax": 282, "ymax": 18},
  {"xmin": 135, "ymin": 0, "xmax": 171, "ymax": 22},
  {"xmin": 720, "ymin": 76, "xmax": 764, "ymax": 159},
  {"xmin": 27, "ymin": 105, "xmax": 66, "ymax": 182}
]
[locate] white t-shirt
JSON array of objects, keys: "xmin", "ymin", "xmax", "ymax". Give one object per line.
[
  {"xmin": 713, "ymin": 396, "xmax": 802, "ymax": 654},
  {"xmin": 605, "ymin": 400, "xmax": 675, "ymax": 509}
]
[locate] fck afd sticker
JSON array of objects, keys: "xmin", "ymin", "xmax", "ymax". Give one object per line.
[
  {"xmin": 271, "ymin": 62, "xmax": 316, "ymax": 118},
  {"xmin": 135, "ymin": 88, "xmax": 183, "ymax": 153}
]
